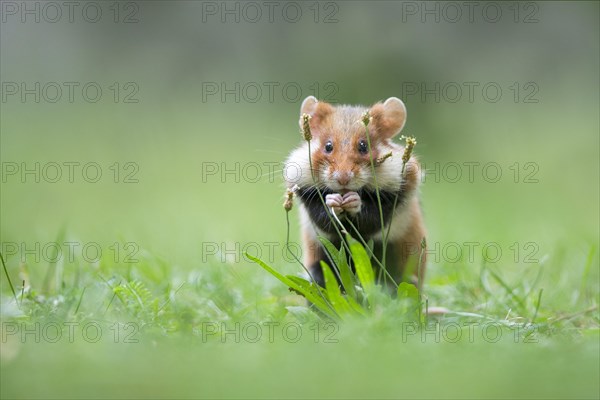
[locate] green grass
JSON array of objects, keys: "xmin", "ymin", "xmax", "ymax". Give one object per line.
[
  {"xmin": 1, "ymin": 105, "xmax": 598, "ymax": 399},
  {"xmin": 1, "ymin": 207, "xmax": 598, "ymax": 398}
]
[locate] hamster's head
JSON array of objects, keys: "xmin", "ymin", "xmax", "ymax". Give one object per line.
[{"xmin": 290, "ymin": 96, "xmax": 408, "ymax": 193}]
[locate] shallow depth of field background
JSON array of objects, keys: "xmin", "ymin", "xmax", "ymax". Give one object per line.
[{"xmin": 1, "ymin": 1, "xmax": 599, "ymax": 399}]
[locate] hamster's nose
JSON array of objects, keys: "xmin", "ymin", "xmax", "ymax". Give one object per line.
[{"xmin": 336, "ymin": 172, "xmax": 352, "ymax": 186}]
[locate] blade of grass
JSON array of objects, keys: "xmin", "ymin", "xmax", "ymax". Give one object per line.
[
  {"xmin": 347, "ymin": 235, "xmax": 375, "ymax": 295},
  {"xmin": 316, "ymin": 236, "xmax": 345, "ymax": 288},
  {"xmin": 98, "ymin": 275, "xmax": 120, "ymax": 315},
  {"xmin": 487, "ymin": 268, "xmax": 527, "ymax": 311},
  {"xmin": 362, "ymin": 116, "xmax": 388, "ymax": 284},
  {"xmin": 0, "ymin": 252, "xmax": 17, "ymax": 303},
  {"xmin": 579, "ymin": 245, "xmax": 597, "ymax": 301},
  {"xmin": 320, "ymin": 261, "xmax": 353, "ymax": 315},
  {"xmin": 530, "ymin": 288, "xmax": 543, "ymax": 324},
  {"xmin": 42, "ymin": 227, "xmax": 66, "ymax": 294},
  {"xmin": 74, "ymin": 286, "xmax": 87, "ymax": 314},
  {"xmin": 285, "ymin": 275, "xmax": 339, "ymax": 320},
  {"xmin": 338, "ymin": 246, "xmax": 358, "ymax": 295},
  {"xmin": 246, "ymin": 253, "xmax": 338, "ymax": 319},
  {"xmin": 345, "ymin": 219, "xmax": 398, "ymax": 287},
  {"xmin": 318, "ymin": 237, "xmax": 357, "ymax": 299}
]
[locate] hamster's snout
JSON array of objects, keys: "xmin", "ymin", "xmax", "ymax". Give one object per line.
[{"xmin": 331, "ymin": 169, "xmax": 355, "ymax": 189}]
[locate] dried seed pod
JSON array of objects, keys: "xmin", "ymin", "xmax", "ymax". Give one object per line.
[
  {"xmin": 401, "ymin": 136, "xmax": 417, "ymax": 165},
  {"xmin": 375, "ymin": 151, "xmax": 393, "ymax": 166},
  {"xmin": 283, "ymin": 185, "xmax": 298, "ymax": 211},
  {"xmin": 361, "ymin": 111, "xmax": 371, "ymax": 126},
  {"xmin": 300, "ymin": 113, "xmax": 312, "ymax": 141}
]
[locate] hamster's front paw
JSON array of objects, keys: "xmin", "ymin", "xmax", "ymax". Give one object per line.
[
  {"xmin": 341, "ymin": 191, "xmax": 362, "ymax": 215},
  {"xmin": 325, "ymin": 193, "xmax": 344, "ymax": 216}
]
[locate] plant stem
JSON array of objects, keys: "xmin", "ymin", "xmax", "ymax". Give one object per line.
[
  {"xmin": 382, "ymin": 149, "xmax": 411, "ymax": 287},
  {"xmin": 364, "ymin": 123, "xmax": 387, "ymax": 281},
  {"xmin": 74, "ymin": 286, "xmax": 87, "ymax": 314},
  {"xmin": 530, "ymin": 288, "xmax": 543, "ymax": 325},
  {"xmin": 417, "ymin": 238, "xmax": 425, "ymax": 290},
  {"xmin": 329, "ymin": 208, "xmax": 347, "ymax": 235},
  {"xmin": 0, "ymin": 252, "xmax": 17, "ymax": 303},
  {"xmin": 417, "ymin": 239, "xmax": 425, "ymax": 322}
]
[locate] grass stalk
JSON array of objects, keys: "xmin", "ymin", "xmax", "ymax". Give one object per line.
[
  {"xmin": 74, "ymin": 286, "xmax": 87, "ymax": 314},
  {"xmin": 0, "ymin": 252, "xmax": 17, "ymax": 303},
  {"xmin": 530, "ymin": 288, "xmax": 543, "ymax": 324},
  {"xmin": 362, "ymin": 114, "xmax": 388, "ymax": 284}
]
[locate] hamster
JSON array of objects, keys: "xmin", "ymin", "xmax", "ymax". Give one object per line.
[{"xmin": 284, "ymin": 96, "xmax": 427, "ymax": 289}]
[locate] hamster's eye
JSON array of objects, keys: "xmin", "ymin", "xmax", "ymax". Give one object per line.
[
  {"xmin": 325, "ymin": 141, "xmax": 334, "ymax": 153},
  {"xmin": 358, "ymin": 140, "xmax": 369, "ymax": 154}
]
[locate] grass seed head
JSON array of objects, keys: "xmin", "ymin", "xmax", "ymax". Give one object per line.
[
  {"xmin": 400, "ymin": 135, "xmax": 417, "ymax": 164},
  {"xmin": 283, "ymin": 185, "xmax": 298, "ymax": 211},
  {"xmin": 375, "ymin": 151, "xmax": 393, "ymax": 166},
  {"xmin": 361, "ymin": 111, "xmax": 371, "ymax": 127},
  {"xmin": 301, "ymin": 113, "xmax": 312, "ymax": 141}
]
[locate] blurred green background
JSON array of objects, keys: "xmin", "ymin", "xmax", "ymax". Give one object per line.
[{"xmin": 1, "ymin": 1, "xmax": 599, "ymax": 399}]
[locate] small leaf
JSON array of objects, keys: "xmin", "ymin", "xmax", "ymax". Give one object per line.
[
  {"xmin": 320, "ymin": 261, "xmax": 352, "ymax": 315},
  {"xmin": 285, "ymin": 275, "xmax": 339, "ymax": 320},
  {"xmin": 347, "ymin": 235, "xmax": 375, "ymax": 294},
  {"xmin": 337, "ymin": 246, "xmax": 358, "ymax": 299},
  {"xmin": 318, "ymin": 237, "xmax": 357, "ymax": 300},
  {"xmin": 366, "ymin": 239, "xmax": 375, "ymax": 258},
  {"xmin": 318, "ymin": 236, "xmax": 340, "ymax": 259},
  {"xmin": 347, "ymin": 295, "xmax": 367, "ymax": 316},
  {"xmin": 397, "ymin": 282, "xmax": 419, "ymax": 301}
]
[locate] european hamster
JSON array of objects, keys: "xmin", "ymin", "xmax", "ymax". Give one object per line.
[{"xmin": 285, "ymin": 96, "xmax": 426, "ymax": 288}]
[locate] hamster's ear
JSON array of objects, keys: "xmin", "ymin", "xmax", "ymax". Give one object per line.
[
  {"xmin": 369, "ymin": 97, "xmax": 407, "ymax": 138},
  {"xmin": 298, "ymin": 96, "xmax": 334, "ymax": 134},
  {"xmin": 300, "ymin": 96, "xmax": 319, "ymax": 116}
]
